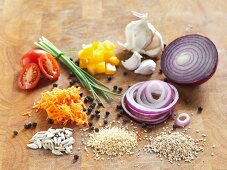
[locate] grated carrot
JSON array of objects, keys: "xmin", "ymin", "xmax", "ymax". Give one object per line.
[{"xmin": 33, "ymin": 86, "xmax": 87, "ymax": 126}]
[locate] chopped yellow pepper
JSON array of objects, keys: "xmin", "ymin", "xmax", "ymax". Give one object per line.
[{"xmin": 78, "ymin": 40, "xmax": 120, "ymax": 75}]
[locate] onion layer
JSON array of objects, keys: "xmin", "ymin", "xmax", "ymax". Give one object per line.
[
  {"xmin": 161, "ymin": 34, "xmax": 218, "ymax": 85},
  {"xmin": 175, "ymin": 113, "xmax": 190, "ymax": 127},
  {"xmin": 121, "ymin": 80, "xmax": 179, "ymax": 124}
]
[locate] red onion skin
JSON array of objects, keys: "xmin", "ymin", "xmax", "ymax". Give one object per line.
[{"xmin": 161, "ymin": 34, "xmax": 218, "ymax": 86}]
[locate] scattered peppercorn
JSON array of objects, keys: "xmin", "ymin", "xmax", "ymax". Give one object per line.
[
  {"xmin": 141, "ymin": 123, "xmax": 147, "ymax": 128},
  {"xmin": 13, "ymin": 130, "xmax": 18, "ymax": 136},
  {"xmin": 84, "ymin": 97, "xmax": 89, "ymax": 103},
  {"xmin": 95, "ymin": 110, "xmax": 100, "ymax": 114},
  {"xmin": 96, "ymin": 114, "xmax": 100, "ymax": 119},
  {"xmin": 117, "ymin": 113, "xmax": 122, "ymax": 118},
  {"xmin": 69, "ymin": 81, "xmax": 75, "ymax": 86},
  {"xmin": 24, "ymin": 122, "xmax": 32, "ymax": 129},
  {"xmin": 173, "ymin": 124, "xmax": 179, "ymax": 130},
  {"xmin": 79, "ymin": 93, "xmax": 83, "ymax": 97},
  {"xmin": 197, "ymin": 106, "xmax": 203, "ymax": 113},
  {"xmin": 90, "ymin": 127, "xmax": 95, "ymax": 130},
  {"xmin": 123, "ymin": 72, "xmax": 128, "ymax": 76},
  {"xmin": 47, "ymin": 119, "xmax": 54, "ymax": 124},
  {"xmin": 87, "ymin": 107, "xmax": 93, "ymax": 113},
  {"xmin": 116, "ymin": 104, "xmax": 122, "ymax": 109},
  {"xmin": 52, "ymin": 83, "xmax": 58, "ymax": 88},
  {"xmin": 31, "ymin": 122, "xmax": 37, "ymax": 128},
  {"xmin": 164, "ymin": 44, "xmax": 166, "ymax": 48},
  {"xmin": 75, "ymin": 85, "xmax": 79, "ymax": 88},
  {"xmin": 98, "ymin": 102, "xmax": 103, "ymax": 107},
  {"xmin": 95, "ymin": 128, "xmax": 99, "ymax": 132},
  {"xmin": 128, "ymin": 85, "xmax": 131, "ymax": 88},
  {"xmin": 105, "ymin": 111, "xmax": 110, "ymax": 117},
  {"xmin": 73, "ymin": 154, "xmax": 79, "ymax": 161},
  {"xmin": 159, "ymin": 69, "xmax": 162, "ymax": 74},
  {"xmin": 164, "ymin": 78, "xmax": 168, "ymax": 82},
  {"xmin": 75, "ymin": 61, "xmax": 79, "ymax": 65},
  {"xmin": 119, "ymin": 110, "xmax": 124, "ymax": 115},
  {"xmin": 91, "ymin": 102, "xmax": 96, "ymax": 107},
  {"xmin": 88, "ymin": 122, "xmax": 93, "ymax": 127},
  {"xmin": 107, "ymin": 76, "xmax": 112, "ymax": 82},
  {"xmin": 103, "ymin": 120, "xmax": 108, "ymax": 125},
  {"xmin": 87, "ymin": 96, "xmax": 93, "ymax": 101},
  {"xmin": 69, "ymin": 72, "xmax": 74, "ymax": 77},
  {"xmin": 123, "ymin": 119, "xmax": 129, "ymax": 125},
  {"xmin": 90, "ymin": 114, "xmax": 95, "ymax": 119},
  {"xmin": 113, "ymin": 85, "xmax": 118, "ymax": 90},
  {"xmin": 118, "ymin": 87, "xmax": 123, "ymax": 93},
  {"xmin": 70, "ymin": 58, "xmax": 73, "ymax": 61},
  {"xmin": 83, "ymin": 108, "xmax": 86, "ymax": 112}
]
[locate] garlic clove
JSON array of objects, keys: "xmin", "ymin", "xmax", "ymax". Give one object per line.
[
  {"xmin": 134, "ymin": 59, "xmax": 156, "ymax": 75},
  {"xmin": 121, "ymin": 51, "xmax": 143, "ymax": 71}
]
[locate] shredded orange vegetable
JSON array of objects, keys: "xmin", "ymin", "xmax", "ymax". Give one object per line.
[{"xmin": 33, "ymin": 86, "xmax": 87, "ymax": 126}]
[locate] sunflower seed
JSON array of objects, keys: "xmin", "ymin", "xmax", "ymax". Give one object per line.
[
  {"xmin": 52, "ymin": 149, "xmax": 63, "ymax": 156},
  {"xmin": 27, "ymin": 143, "xmax": 38, "ymax": 149}
]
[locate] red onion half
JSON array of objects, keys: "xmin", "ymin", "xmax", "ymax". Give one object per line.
[
  {"xmin": 121, "ymin": 80, "xmax": 179, "ymax": 124},
  {"xmin": 161, "ymin": 34, "xmax": 218, "ymax": 85}
]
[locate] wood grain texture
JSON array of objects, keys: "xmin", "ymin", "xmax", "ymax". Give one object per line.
[{"xmin": 0, "ymin": 0, "xmax": 227, "ymax": 169}]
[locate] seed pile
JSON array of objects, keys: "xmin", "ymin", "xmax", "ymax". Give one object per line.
[
  {"xmin": 86, "ymin": 126, "xmax": 137, "ymax": 158},
  {"xmin": 27, "ymin": 127, "xmax": 74, "ymax": 156},
  {"xmin": 144, "ymin": 131, "xmax": 203, "ymax": 163}
]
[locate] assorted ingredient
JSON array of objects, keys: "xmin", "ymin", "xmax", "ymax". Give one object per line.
[
  {"xmin": 119, "ymin": 11, "xmax": 164, "ymax": 57},
  {"xmin": 144, "ymin": 131, "xmax": 204, "ymax": 163},
  {"xmin": 78, "ymin": 41, "xmax": 120, "ymax": 75},
  {"xmin": 121, "ymin": 80, "xmax": 179, "ymax": 124},
  {"xmin": 86, "ymin": 126, "xmax": 137, "ymax": 159},
  {"xmin": 27, "ymin": 127, "xmax": 74, "ymax": 156},
  {"xmin": 35, "ymin": 37, "xmax": 120, "ymax": 105},
  {"xmin": 161, "ymin": 34, "xmax": 218, "ymax": 85},
  {"xmin": 33, "ymin": 86, "xmax": 88, "ymax": 125},
  {"xmin": 15, "ymin": 11, "xmax": 219, "ymax": 165},
  {"xmin": 18, "ymin": 50, "xmax": 60, "ymax": 90}
]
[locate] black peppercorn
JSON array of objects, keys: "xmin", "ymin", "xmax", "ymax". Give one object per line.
[
  {"xmin": 83, "ymin": 108, "xmax": 86, "ymax": 112},
  {"xmin": 107, "ymin": 76, "xmax": 112, "ymax": 82},
  {"xmin": 75, "ymin": 61, "xmax": 79, "ymax": 65},
  {"xmin": 95, "ymin": 128, "xmax": 99, "ymax": 132},
  {"xmin": 90, "ymin": 114, "xmax": 95, "ymax": 119},
  {"xmin": 52, "ymin": 83, "xmax": 58, "ymax": 88},
  {"xmin": 69, "ymin": 72, "xmax": 74, "ymax": 77},
  {"xmin": 164, "ymin": 44, "xmax": 166, "ymax": 48},
  {"xmin": 47, "ymin": 119, "xmax": 54, "ymax": 124},
  {"xmin": 88, "ymin": 122, "xmax": 93, "ymax": 127},
  {"xmin": 95, "ymin": 110, "xmax": 100, "ymax": 114},
  {"xmin": 103, "ymin": 120, "xmax": 108, "ymax": 125},
  {"xmin": 159, "ymin": 69, "xmax": 162, "ymax": 74},
  {"xmin": 141, "ymin": 123, "xmax": 147, "ymax": 128},
  {"xmin": 70, "ymin": 58, "xmax": 73, "ymax": 61},
  {"xmin": 173, "ymin": 124, "xmax": 179, "ymax": 130},
  {"xmin": 118, "ymin": 87, "xmax": 123, "ymax": 93},
  {"xmin": 96, "ymin": 114, "xmax": 100, "ymax": 119},
  {"xmin": 119, "ymin": 110, "xmax": 124, "ymax": 115},
  {"xmin": 197, "ymin": 106, "xmax": 203, "ymax": 113},
  {"xmin": 98, "ymin": 102, "xmax": 103, "ymax": 107},
  {"xmin": 84, "ymin": 97, "xmax": 89, "ymax": 103},
  {"xmin": 91, "ymin": 102, "xmax": 96, "ymax": 107},
  {"xmin": 79, "ymin": 93, "xmax": 83, "ymax": 97},
  {"xmin": 73, "ymin": 154, "xmax": 79, "ymax": 161},
  {"xmin": 31, "ymin": 122, "xmax": 37, "ymax": 128},
  {"xmin": 117, "ymin": 113, "xmax": 122, "ymax": 118},
  {"xmin": 122, "ymin": 119, "xmax": 128, "ymax": 125},
  {"xmin": 24, "ymin": 122, "xmax": 32, "ymax": 129},
  {"xmin": 123, "ymin": 72, "xmax": 127, "ymax": 76},
  {"xmin": 113, "ymin": 85, "xmax": 118, "ymax": 90},
  {"xmin": 116, "ymin": 104, "xmax": 122, "ymax": 109},
  {"xmin": 164, "ymin": 78, "xmax": 168, "ymax": 82},
  {"xmin": 87, "ymin": 107, "xmax": 93, "ymax": 113},
  {"xmin": 13, "ymin": 131, "xmax": 18, "ymax": 136},
  {"xmin": 128, "ymin": 85, "xmax": 131, "ymax": 88},
  {"xmin": 69, "ymin": 81, "xmax": 75, "ymax": 86},
  {"xmin": 90, "ymin": 127, "xmax": 94, "ymax": 130},
  {"xmin": 105, "ymin": 111, "xmax": 110, "ymax": 117}
]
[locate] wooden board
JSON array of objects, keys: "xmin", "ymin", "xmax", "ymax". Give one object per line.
[{"xmin": 0, "ymin": 0, "xmax": 227, "ymax": 169}]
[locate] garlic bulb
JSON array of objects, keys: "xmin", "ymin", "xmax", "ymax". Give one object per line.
[
  {"xmin": 119, "ymin": 11, "xmax": 164, "ymax": 57},
  {"xmin": 121, "ymin": 51, "xmax": 142, "ymax": 70},
  {"xmin": 134, "ymin": 59, "xmax": 156, "ymax": 75}
]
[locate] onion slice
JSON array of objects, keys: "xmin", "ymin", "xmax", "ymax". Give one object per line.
[
  {"xmin": 121, "ymin": 80, "xmax": 179, "ymax": 124},
  {"xmin": 175, "ymin": 113, "xmax": 190, "ymax": 127},
  {"xmin": 161, "ymin": 34, "xmax": 218, "ymax": 85}
]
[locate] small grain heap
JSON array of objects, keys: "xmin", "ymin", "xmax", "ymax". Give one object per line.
[
  {"xmin": 144, "ymin": 131, "xmax": 203, "ymax": 163},
  {"xmin": 86, "ymin": 126, "xmax": 138, "ymax": 160},
  {"xmin": 27, "ymin": 127, "xmax": 74, "ymax": 156}
]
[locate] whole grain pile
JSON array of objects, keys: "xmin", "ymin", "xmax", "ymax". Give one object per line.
[
  {"xmin": 86, "ymin": 126, "xmax": 138, "ymax": 159},
  {"xmin": 144, "ymin": 131, "xmax": 203, "ymax": 163}
]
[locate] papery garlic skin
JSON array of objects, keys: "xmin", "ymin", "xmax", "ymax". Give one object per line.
[
  {"xmin": 119, "ymin": 11, "xmax": 164, "ymax": 58},
  {"xmin": 121, "ymin": 51, "xmax": 142, "ymax": 70},
  {"xmin": 134, "ymin": 59, "xmax": 156, "ymax": 75}
]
